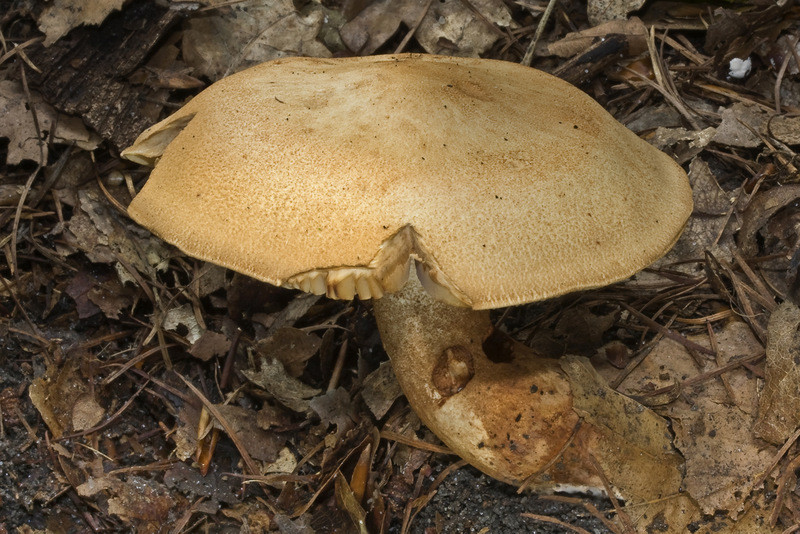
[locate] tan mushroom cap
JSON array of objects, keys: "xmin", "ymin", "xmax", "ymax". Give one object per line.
[{"xmin": 123, "ymin": 53, "xmax": 692, "ymax": 310}]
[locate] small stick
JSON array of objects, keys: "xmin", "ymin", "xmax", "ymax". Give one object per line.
[
  {"xmin": 395, "ymin": 0, "xmax": 435, "ymax": 54},
  {"xmin": 521, "ymin": 0, "xmax": 559, "ymax": 67}
]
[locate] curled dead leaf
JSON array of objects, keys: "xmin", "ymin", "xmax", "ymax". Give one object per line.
[
  {"xmin": 755, "ymin": 302, "xmax": 800, "ymax": 444},
  {"xmin": 243, "ymin": 352, "xmax": 321, "ymax": 412}
]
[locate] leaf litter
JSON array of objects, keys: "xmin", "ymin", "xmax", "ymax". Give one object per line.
[{"xmin": 1, "ymin": 0, "xmax": 800, "ymax": 533}]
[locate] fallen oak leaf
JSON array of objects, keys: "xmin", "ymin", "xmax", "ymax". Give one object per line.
[
  {"xmin": 0, "ymin": 79, "xmax": 100, "ymax": 164},
  {"xmin": 242, "ymin": 351, "xmax": 321, "ymax": 413},
  {"xmin": 309, "ymin": 387, "xmax": 356, "ymax": 440},
  {"xmin": 178, "ymin": 375, "xmax": 261, "ymax": 476},
  {"xmin": 255, "ymin": 327, "xmax": 321, "ymax": 378},
  {"xmin": 37, "ymin": 0, "xmax": 126, "ymax": 46}
]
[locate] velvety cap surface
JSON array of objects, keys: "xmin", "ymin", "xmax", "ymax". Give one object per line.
[{"xmin": 124, "ymin": 54, "xmax": 692, "ymax": 309}]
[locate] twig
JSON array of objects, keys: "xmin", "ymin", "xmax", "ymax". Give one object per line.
[
  {"xmin": 582, "ymin": 501, "xmax": 625, "ymax": 534},
  {"xmin": 0, "ymin": 36, "xmax": 39, "ymax": 66},
  {"xmin": 732, "ymin": 425, "xmax": 800, "ymax": 516},
  {"xmin": 459, "ymin": 0, "xmax": 508, "ymax": 38},
  {"xmin": 289, "ymin": 434, "xmax": 373, "ymax": 517},
  {"xmin": 400, "ymin": 459, "xmax": 468, "ymax": 534},
  {"xmin": 623, "ymin": 66, "xmax": 700, "ymax": 130},
  {"xmin": 9, "ymin": 62, "xmax": 46, "ymax": 278},
  {"xmin": 380, "ymin": 428, "xmax": 452, "ymax": 454},
  {"xmin": 637, "ymin": 351, "xmax": 765, "ymax": 398},
  {"xmin": 395, "ymin": 0, "xmax": 435, "ymax": 54},
  {"xmin": 774, "ymin": 36, "xmax": 799, "ymax": 114},
  {"xmin": 587, "ymin": 454, "xmax": 635, "ymax": 533},
  {"xmin": 102, "ymin": 343, "xmax": 178, "ymax": 385},
  {"xmin": 327, "ymin": 336, "xmax": 348, "ymax": 392},
  {"xmin": 0, "ymin": 270, "xmax": 39, "ymax": 335},
  {"xmin": 771, "ymin": 453, "xmax": 800, "ymax": 527},
  {"xmin": 621, "ymin": 302, "xmax": 715, "ymax": 356},
  {"xmin": 521, "ymin": 513, "xmax": 593, "ymax": 534},
  {"xmin": 178, "ymin": 374, "xmax": 261, "ymax": 476},
  {"xmin": 521, "ymin": 0, "xmax": 558, "ymax": 67}
]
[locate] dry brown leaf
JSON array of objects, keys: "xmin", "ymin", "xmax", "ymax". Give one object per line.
[
  {"xmin": 767, "ymin": 115, "xmax": 800, "ymax": 146},
  {"xmin": 692, "ymin": 492, "xmax": 784, "ymax": 533},
  {"xmin": 335, "ymin": 472, "xmax": 368, "ymax": 534},
  {"xmin": 173, "ymin": 403, "xmax": 201, "ymax": 461},
  {"xmin": 547, "ymin": 17, "xmax": 648, "ymax": 58},
  {"xmin": 263, "ymin": 446, "xmax": 298, "ymax": 479},
  {"xmin": 189, "ymin": 330, "xmax": 231, "ymax": 362},
  {"xmin": 766, "ymin": 34, "xmax": 800, "ymax": 76},
  {"xmin": 71, "ymin": 392, "xmax": 105, "ymax": 432},
  {"xmin": 755, "ymin": 302, "xmax": 800, "ymax": 444},
  {"xmin": 243, "ymin": 353, "xmax": 321, "ymax": 412},
  {"xmin": 613, "ymin": 321, "xmax": 772, "ymax": 516},
  {"xmin": 164, "ymin": 462, "xmax": 239, "ymax": 512},
  {"xmin": 262, "ymin": 293, "xmax": 322, "ymax": 336},
  {"xmin": 221, "ymin": 501, "xmax": 273, "ymax": 533},
  {"xmin": 196, "ymin": 263, "xmax": 227, "ymax": 297},
  {"xmin": 626, "ymin": 104, "xmax": 683, "ymax": 133},
  {"xmin": 37, "ymin": 0, "xmax": 126, "ymax": 46},
  {"xmin": 0, "ymin": 184, "xmax": 25, "ymax": 206},
  {"xmin": 527, "ymin": 304, "xmax": 619, "ymax": 358},
  {"xmin": 779, "ymin": 80, "xmax": 800, "ymax": 109},
  {"xmin": 649, "ymin": 125, "xmax": 716, "ymax": 151},
  {"xmin": 105, "ymin": 475, "xmax": 186, "ymax": 527},
  {"xmin": 163, "ymin": 303, "xmax": 202, "ymax": 344},
  {"xmin": 207, "ymin": 404, "xmax": 283, "ymax": 463},
  {"xmin": 63, "ymin": 267, "xmax": 132, "ymax": 320},
  {"xmin": 255, "ymin": 403, "xmax": 292, "ymax": 431},
  {"xmin": 65, "ymin": 270, "xmax": 103, "ymax": 319},
  {"xmin": 255, "ymin": 327, "xmax": 321, "ymax": 378},
  {"xmin": 29, "ymin": 349, "xmax": 95, "ymax": 438},
  {"xmin": 554, "ymin": 305, "xmax": 617, "ymax": 355},
  {"xmin": 561, "ymin": 356, "xmax": 686, "ymax": 501},
  {"xmin": 690, "ymin": 158, "xmax": 734, "ymax": 216},
  {"xmin": 273, "ymin": 513, "xmax": 315, "ymax": 534},
  {"xmin": 587, "ymin": 0, "xmax": 647, "ymax": 26},
  {"xmin": 361, "ymin": 361, "xmax": 402, "ymax": 419},
  {"xmin": 712, "ymin": 103, "xmax": 768, "ymax": 148},
  {"xmin": 86, "ymin": 276, "xmax": 131, "ymax": 320},
  {"xmin": 737, "ymin": 184, "xmax": 800, "ymax": 257},
  {"xmin": 663, "ymin": 158, "xmax": 733, "ymax": 261},
  {"xmin": 309, "ymin": 387, "xmax": 356, "ymax": 439},
  {"xmin": 339, "ymin": 0, "xmax": 415, "ymax": 55},
  {"xmin": 182, "ymin": 0, "xmax": 331, "ymax": 81},
  {"xmin": 340, "ymin": 0, "xmax": 512, "ymax": 57},
  {"xmin": 653, "ymin": 157, "xmax": 737, "ymax": 268},
  {"xmin": 412, "ymin": 0, "xmax": 512, "ymax": 56},
  {"xmin": 65, "ymin": 188, "xmax": 170, "ymax": 281},
  {"xmin": 0, "ymin": 80, "xmax": 100, "ymax": 164}
]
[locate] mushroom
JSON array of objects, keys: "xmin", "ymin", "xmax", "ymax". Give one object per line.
[{"xmin": 122, "ymin": 54, "xmax": 692, "ymax": 488}]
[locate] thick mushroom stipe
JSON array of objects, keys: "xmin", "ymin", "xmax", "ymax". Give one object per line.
[
  {"xmin": 375, "ymin": 270, "xmax": 685, "ymax": 494},
  {"xmin": 374, "ymin": 270, "xmax": 581, "ymax": 484}
]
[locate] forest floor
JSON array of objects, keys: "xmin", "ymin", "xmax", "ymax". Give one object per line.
[{"xmin": 1, "ymin": 0, "xmax": 800, "ymax": 532}]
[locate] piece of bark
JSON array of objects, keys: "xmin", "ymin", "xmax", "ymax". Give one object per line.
[
  {"xmin": 552, "ymin": 34, "xmax": 627, "ymax": 86},
  {"xmin": 27, "ymin": 1, "xmax": 182, "ymax": 150}
]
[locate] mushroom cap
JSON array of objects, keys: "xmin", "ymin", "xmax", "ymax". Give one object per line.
[{"xmin": 123, "ymin": 53, "xmax": 692, "ymax": 310}]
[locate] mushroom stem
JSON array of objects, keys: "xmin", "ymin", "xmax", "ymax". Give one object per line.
[
  {"xmin": 374, "ymin": 270, "xmax": 686, "ymax": 496},
  {"xmin": 373, "ymin": 269, "xmax": 583, "ymax": 485}
]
